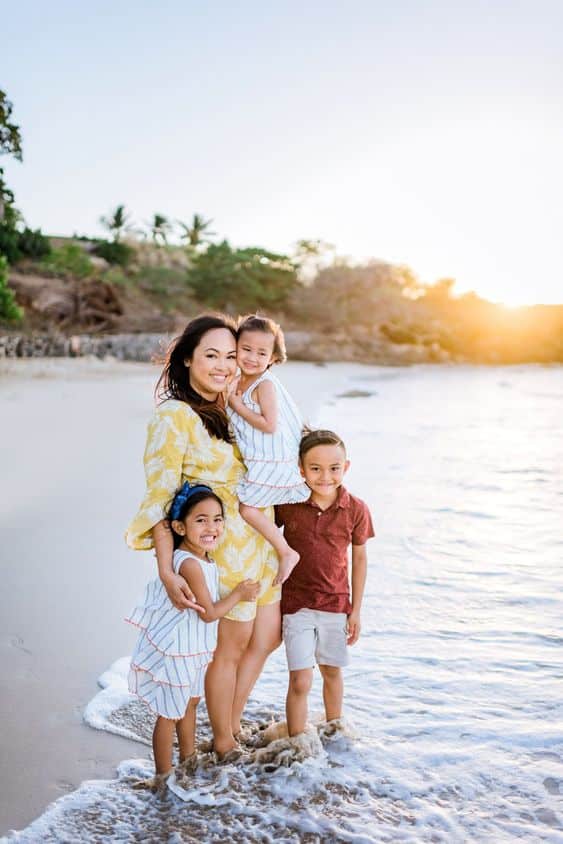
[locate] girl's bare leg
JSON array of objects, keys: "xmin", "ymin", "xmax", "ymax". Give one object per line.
[
  {"xmin": 231, "ymin": 602, "xmax": 282, "ymax": 736},
  {"xmin": 205, "ymin": 617, "xmax": 253, "ymax": 756},
  {"xmin": 239, "ymin": 503, "xmax": 300, "ymax": 585},
  {"xmin": 176, "ymin": 697, "xmax": 200, "ymax": 761},
  {"xmin": 153, "ymin": 716, "xmax": 176, "ymax": 774}
]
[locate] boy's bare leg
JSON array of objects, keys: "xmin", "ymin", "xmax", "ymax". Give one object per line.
[
  {"xmin": 231, "ymin": 603, "xmax": 281, "ymax": 736},
  {"xmin": 239, "ymin": 502, "xmax": 300, "ymax": 585},
  {"xmin": 318, "ymin": 664, "xmax": 343, "ymax": 721},
  {"xmin": 286, "ymin": 668, "xmax": 313, "ymax": 736},
  {"xmin": 153, "ymin": 716, "xmax": 176, "ymax": 774},
  {"xmin": 176, "ymin": 697, "xmax": 200, "ymax": 761}
]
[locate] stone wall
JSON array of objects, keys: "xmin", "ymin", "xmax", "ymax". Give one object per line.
[{"xmin": 0, "ymin": 330, "xmax": 452, "ymax": 364}]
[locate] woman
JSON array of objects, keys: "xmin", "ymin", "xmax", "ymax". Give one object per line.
[{"xmin": 126, "ymin": 314, "xmax": 282, "ymax": 759}]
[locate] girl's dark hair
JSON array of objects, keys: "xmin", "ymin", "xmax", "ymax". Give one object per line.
[
  {"xmin": 166, "ymin": 489, "xmax": 225, "ymax": 550},
  {"xmin": 299, "ymin": 429, "xmax": 346, "ymax": 461},
  {"xmin": 156, "ymin": 313, "xmax": 237, "ymax": 442},
  {"xmin": 237, "ymin": 314, "xmax": 287, "ymax": 364}
]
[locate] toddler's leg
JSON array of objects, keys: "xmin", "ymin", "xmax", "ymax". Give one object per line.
[
  {"xmin": 318, "ymin": 664, "xmax": 343, "ymax": 722},
  {"xmin": 176, "ymin": 696, "xmax": 200, "ymax": 761},
  {"xmin": 239, "ymin": 502, "xmax": 300, "ymax": 585},
  {"xmin": 286, "ymin": 668, "xmax": 313, "ymax": 736},
  {"xmin": 152, "ymin": 716, "xmax": 176, "ymax": 774}
]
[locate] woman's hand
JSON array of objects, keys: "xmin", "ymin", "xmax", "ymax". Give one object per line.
[{"xmin": 162, "ymin": 571, "xmax": 205, "ymax": 613}]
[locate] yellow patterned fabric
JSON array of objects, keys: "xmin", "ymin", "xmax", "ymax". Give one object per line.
[{"xmin": 126, "ymin": 400, "xmax": 280, "ymax": 621}]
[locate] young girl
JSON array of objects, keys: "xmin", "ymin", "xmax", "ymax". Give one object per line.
[
  {"xmin": 126, "ymin": 481, "xmax": 259, "ymax": 789},
  {"xmin": 227, "ymin": 314, "xmax": 310, "ymax": 586}
]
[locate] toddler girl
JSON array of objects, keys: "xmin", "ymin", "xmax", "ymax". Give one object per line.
[
  {"xmin": 126, "ymin": 481, "xmax": 259, "ymax": 788},
  {"xmin": 227, "ymin": 314, "xmax": 309, "ymax": 586}
]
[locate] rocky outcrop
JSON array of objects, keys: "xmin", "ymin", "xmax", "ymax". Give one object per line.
[
  {"xmin": 284, "ymin": 330, "xmax": 452, "ymax": 364},
  {"xmin": 8, "ymin": 271, "xmax": 123, "ymax": 330}
]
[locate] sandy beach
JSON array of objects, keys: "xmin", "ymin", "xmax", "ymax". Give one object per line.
[{"xmin": 0, "ymin": 357, "xmax": 366, "ymax": 835}]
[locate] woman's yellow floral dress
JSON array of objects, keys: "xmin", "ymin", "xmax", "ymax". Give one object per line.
[{"xmin": 126, "ymin": 400, "xmax": 280, "ymax": 621}]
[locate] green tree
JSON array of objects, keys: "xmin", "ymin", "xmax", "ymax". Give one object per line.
[
  {"xmin": 0, "ymin": 90, "xmax": 22, "ymax": 227},
  {"xmin": 187, "ymin": 240, "xmax": 297, "ymax": 310},
  {"xmin": 0, "ymin": 90, "xmax": 23, "ymax": 161},
  {"xmin": 178, "ymin": 213, "xmax": 215, "ymax": 249},
  {"xmin": 99, "ymin": 204, "xmax": 132, "ymax": 243},
  {"xmin": 0, "ymin": 255, "xmax": 23, "ymax": 322},
  {"xmin": 150, "ymin": 213, "xmax": 172, "ymax": 246}
]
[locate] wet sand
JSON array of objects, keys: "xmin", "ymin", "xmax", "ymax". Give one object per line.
[{"xmin": 0, "ymin": 357, "xmax": 364, "ymax": 834}]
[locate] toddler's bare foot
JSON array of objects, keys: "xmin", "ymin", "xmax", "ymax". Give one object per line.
[{"xmin": 273, "ymin": 549, "xmax": 300, "ymax": 586}]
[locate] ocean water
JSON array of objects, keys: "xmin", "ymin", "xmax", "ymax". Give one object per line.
[{"xmin": 5, "ymin": 364, "xmax": 563, "ymax": 843}]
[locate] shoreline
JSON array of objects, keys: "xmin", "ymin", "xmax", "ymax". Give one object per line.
[{"xmin": 0, "ymin": 358, "xmax": 364, "ymax": 835}]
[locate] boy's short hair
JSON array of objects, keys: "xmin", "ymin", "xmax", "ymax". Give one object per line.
[
  {"xmin": 236, "ymin": 314, "xmax": 287, "ymax": 364},
  {"xmin": 299, "ymin": 429, "xmax": 346, "ymax": 461}
]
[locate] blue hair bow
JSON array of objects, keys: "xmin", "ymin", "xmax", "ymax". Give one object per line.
[{"xmin": 169, "ymin": 481, "xmax": 213, "ymax": 521}]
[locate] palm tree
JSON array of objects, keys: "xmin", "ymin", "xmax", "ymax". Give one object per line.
[
  {"xmin": 150, "ymin": 213, "xmax": 172, "ymax": 246},
  {"xmin": 177, "ymin": 213, "xmax": 216, "ymax": 249},
  {"xmin": 99, "ymin": 204, "xmax": 131, "ymax": 243}
]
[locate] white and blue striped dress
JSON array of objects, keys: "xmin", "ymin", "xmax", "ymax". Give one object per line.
[
  {"xmin": 229, "ymin": 370, "xmax": 310, "ymax": 508},
  {"xmin": 126, "ymin": 549, "xmax": 218, "ymax": 720}
]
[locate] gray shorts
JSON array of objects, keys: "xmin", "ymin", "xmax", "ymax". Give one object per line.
[{"xmin": 282, "ymin": 608, "xmax": 349, "ymax": 671}]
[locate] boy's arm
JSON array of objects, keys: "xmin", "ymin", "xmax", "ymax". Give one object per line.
[
  {"xmin": 227, "ymin": 379, "xmax": 278, "ymax": 433},
  {"xmin": 179, "ymin": 558, "xmax": 259, "ymax": 623},
  {"xmin": 348, "ymin": 544, "xmax": 368, "ymax": 645}
]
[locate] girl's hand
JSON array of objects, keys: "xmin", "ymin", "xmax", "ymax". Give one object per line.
[
  {"xmin": 226, "ymin": 374, "xmax": 240, "ymax": 397},
  {"xmin": 162, "ymin": 571, "xmax": 205, "ymax": 613},
  {"xmin": 235, "ymin": 579, "xmax": 261, "ymax": 601},
  {"xmin": 228, "ymin": 391, "xmax": 245, "ymax": 412}
]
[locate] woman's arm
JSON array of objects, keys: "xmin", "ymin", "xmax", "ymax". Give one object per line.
[
  {"xmin": 228, "ymin": 379, "xmax": 278, "ymax": 434},
  {"xmin": 152, "ymin": 521, "xmax": 204, "ymax": 612},
  {"xmin": 179, "ymin": 558, "xmax": 260, "ymax": 622}
]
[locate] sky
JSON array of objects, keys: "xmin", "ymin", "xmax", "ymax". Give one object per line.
[{"xmin": 3, "ymin": 0, "xmax": 563, "ymax": 305}]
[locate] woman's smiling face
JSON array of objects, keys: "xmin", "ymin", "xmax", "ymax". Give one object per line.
[{"xmin": 186, "ymin": 327, "xmax": 237, "ymax": 400}]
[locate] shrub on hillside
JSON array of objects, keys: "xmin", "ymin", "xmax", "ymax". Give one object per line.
[
  {"xmin": 0, "ymin": 224, "xmax": 51, "ymax": 262},
  {"xmin": 0, "ymin": 255, "xmax": 23, "ymax": 322},
  {"xmin": 187, "ymin": 241, "xmax": 297, "ymax": 310},
  {"xmin": 0, "ymin": 223, "xmax": 21, "ymax": 262},
  {"xmin": 41, "ymin": 244, "xmax": 94, "ymax": 279},
  {"xmin": 18, "ymin": 226, "xmax": 51, "ymax": 258},
  {"xmin": 92, "ymin": 239, "xmax": 133, "ymax": 267},
  {"xmin": 289, "ymin": 260, "xmax": 417, "ymax": 329}
]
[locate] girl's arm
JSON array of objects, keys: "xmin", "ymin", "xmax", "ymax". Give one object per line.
[
  {"xmin": 179, "ymin": 558, "xmax": 260, "ymax": 623},
  {"xmin": 227, "ymin": 379, "xmax": 278, "ymax": 433},
  {"xmin": 348, "ymin": 544, "xmax": 368, "ymax": 645},
  {"xmin": 152, "ymin": 521, "xmax": 204, "ymax": 612}
]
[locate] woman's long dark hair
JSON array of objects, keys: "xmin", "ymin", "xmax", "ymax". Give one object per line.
[{"xmin": 156, "ymin": 314, "xmax": 237, "ymax": 442}]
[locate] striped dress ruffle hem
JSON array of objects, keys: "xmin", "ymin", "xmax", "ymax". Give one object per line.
[{"xmin": 125, "ymin": 549, "xmax": 218, "ymax": 720}]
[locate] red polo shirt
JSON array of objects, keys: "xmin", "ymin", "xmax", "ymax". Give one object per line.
[{"xmin": 275, "ymin": 486, "xmax": 374, "ymax": 616}]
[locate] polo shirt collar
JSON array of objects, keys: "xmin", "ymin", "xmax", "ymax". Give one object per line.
[{"xmin": 306, "ymin": 485, "xmax": 350, "ymax": 510}]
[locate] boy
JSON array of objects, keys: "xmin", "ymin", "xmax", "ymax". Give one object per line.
[{"xmin": 275, "ymin": 429, "xmax": 374, "ymax": 737}]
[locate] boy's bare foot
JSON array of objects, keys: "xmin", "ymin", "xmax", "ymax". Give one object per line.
[
  {"xmin": 131, "ymin": 771, "xmax": 171, "ymax": 793},
  {"xmin": 176, "ymin": 752, "xmax": 198, "ymax": 776},
  {"xmin": 273, "ymin": 548, "xmax": 300, "ymax": 586}
]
